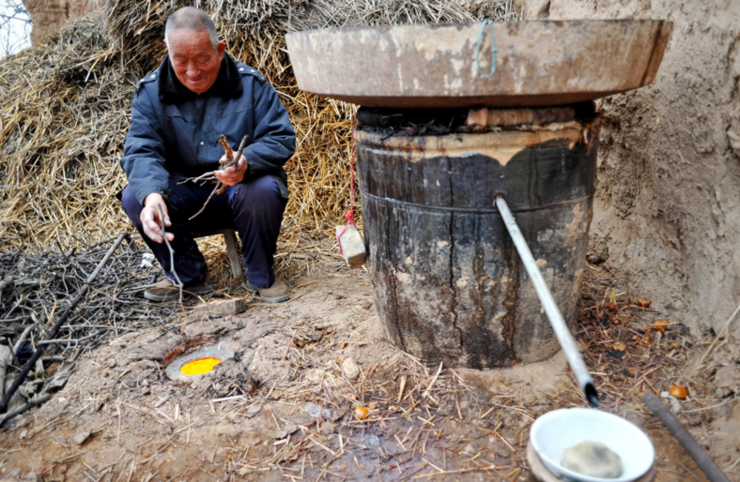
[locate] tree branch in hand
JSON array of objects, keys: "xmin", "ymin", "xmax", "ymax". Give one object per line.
[
  {"xmin": 216, "ymin": 135, "xmax": 248, "ymax": 194},
  {"xmin": 187, "ymin": 134, "xmax": 248, "ymax": 220}
]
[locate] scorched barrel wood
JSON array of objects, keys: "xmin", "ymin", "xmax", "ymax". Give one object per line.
[{"xmin": 356, "ymin": 106, "xmax": 601, "ymax": 368}]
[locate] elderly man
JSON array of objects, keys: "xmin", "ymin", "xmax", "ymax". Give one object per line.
[{"xmin": 119, "ymin": 7, "xmax": 296, "ymax": 303}]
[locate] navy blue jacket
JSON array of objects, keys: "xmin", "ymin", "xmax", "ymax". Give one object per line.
[{"xmin": 121, "ymin": 53, "xmax": 296, "ymax": 205}]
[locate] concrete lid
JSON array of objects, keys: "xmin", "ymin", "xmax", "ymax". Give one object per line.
[{"xmin": 286, "ymin": 20, "xmax": 672, "ymax": 108}]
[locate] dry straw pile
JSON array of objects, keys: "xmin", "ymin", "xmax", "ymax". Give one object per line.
[{"xmin": 0, "ymin": 0, "xmax": 521, "ymax": 255}]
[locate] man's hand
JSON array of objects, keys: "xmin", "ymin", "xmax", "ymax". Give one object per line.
[
  {"xmin": 140, "ymin": 193, "xmax": 174, "ymax": 244},
  {"xmin": 214, "ymin": 154, "xmax": 248, "ymax": 186}
]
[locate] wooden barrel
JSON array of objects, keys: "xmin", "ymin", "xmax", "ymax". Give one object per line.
[{"xmin": 356, "ymin": 107, "xmax": 601, "ymax": 368}]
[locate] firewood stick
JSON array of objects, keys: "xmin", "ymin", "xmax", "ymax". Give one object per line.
[
  {"xmin": 216, "ymin": 135, "xmax": 249, "ymax": 194},
  {"xmin": 225, "ymin": 135, "xmax": 249, "ymax": 171},
  {"xmin": 188, "ymin": 185, "xmax": 220, "ymax": 221},
  {"xmin": 643, "ymin": 392, "xmax": 730, "ymax": 482},
  {"xmin": 0, "ymin": 345, "xmax": 11, "ymax": 400},
  {"xmin": 218, "ymin": 135, "xmax": 234, "ymax": 165},
  {"xmin": 190, "ymin": 134, "xmax": 249, "ymax": 216},
  {"xmin": 157, "ymin": 205, "xmax": 183, "ymax": 301}
]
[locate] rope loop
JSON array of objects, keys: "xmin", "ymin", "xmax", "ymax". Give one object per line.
[
  {"xmin": 476, "ymin": 19, "xmax": 498, "ymax": 79},
  {"xmin": 337, "ymin": 116, "xmax": 358, "ymax": 254}
]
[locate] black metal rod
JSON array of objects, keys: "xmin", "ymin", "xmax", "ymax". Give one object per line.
[
  {"xmin": 0, "ymin": 233, "xmax": 129, "ymax": 414},
  {"xmin": 496, "ymin": 195, "xmax": 598, "ymax": 407},
  {"xmin": 642, "ymin": 392, "xmax": 730, "ymax": 482},
  {"xmin": 0, "ymin": 393, "xmax": 51, "ymax": 427}
]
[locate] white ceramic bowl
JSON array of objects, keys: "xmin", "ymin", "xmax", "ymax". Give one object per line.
[{"xmin": 530, "ymin": 408, "xmax": 654, "ymax": 482}]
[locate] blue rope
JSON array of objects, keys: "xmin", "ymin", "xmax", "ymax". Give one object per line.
[{"xmin": 475, "ymin": 20, "xmax": 497, "ymax": 78}]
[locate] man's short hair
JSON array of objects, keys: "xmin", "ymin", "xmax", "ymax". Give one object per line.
[{"xmin": 164, "ymin": 7, "xmax": 219, "ymax": 49}]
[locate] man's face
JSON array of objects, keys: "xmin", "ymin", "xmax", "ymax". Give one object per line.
[{"xmin": 165, "ymin": 29, "xmax": 225, "ymax": 94}]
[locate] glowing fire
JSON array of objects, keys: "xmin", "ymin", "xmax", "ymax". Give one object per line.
[{"xmin": 180, "ymin": 357, "xmax": 223, "ymax": 376}]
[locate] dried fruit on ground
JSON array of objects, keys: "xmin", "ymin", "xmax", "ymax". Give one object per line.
[
  {"xmin": 651, "ymin": 319, "xmax": 669, "ymax": 333},
  {"xmin": 636, "ymin": 298, "xmax": 652, "ymax": 308},
  {"xmin": 669, "ymin": 385, "xmax": 688, "ymax": 399},
  {"xmin": 355, "ymin": 406, "xmax": 369, "ymax": 420}
]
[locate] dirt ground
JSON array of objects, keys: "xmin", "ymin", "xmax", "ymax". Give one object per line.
[{"xmin": 1, "ymin": 260, "xmax": 738, "ymax": 482}]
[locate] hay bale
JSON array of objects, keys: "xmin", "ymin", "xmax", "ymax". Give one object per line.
[{"xmin": 0, "ymin": 0, "xmax": 521, "ymax": 257}]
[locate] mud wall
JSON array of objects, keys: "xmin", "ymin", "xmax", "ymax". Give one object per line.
[
  {"xmin": 524, "ymin": 0, "xmax": 740, "ymax": 334},
  {"xmin": 22, "ymin": 0, "xmax": 101, "ymax": 44}
]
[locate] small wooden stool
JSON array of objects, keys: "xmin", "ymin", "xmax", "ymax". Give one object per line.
[
  {"xmin": 526, "ymin": 442, "xmax": 655, "ymax": 482},
  {"xmin": 192, "ymin": 229, "xmax": 243, "ymax": 278}
]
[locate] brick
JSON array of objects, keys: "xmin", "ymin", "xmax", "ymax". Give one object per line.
[
  {"xmin": 336, "ymin": 225, "xmax": 366, "ymax": 268},
  {"xmin": 193, "ymin": 298, "xmax": 246, "ymax": 318}
]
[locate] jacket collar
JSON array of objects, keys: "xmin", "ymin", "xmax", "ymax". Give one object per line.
[{"xmin": 158, "ymin": 52, "xmax": 243, "ymax": 104}]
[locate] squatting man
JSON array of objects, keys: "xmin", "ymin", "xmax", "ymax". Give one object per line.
[{"xmin": 119, "ymin": 7, "xmax": 296, "ymax": 303}]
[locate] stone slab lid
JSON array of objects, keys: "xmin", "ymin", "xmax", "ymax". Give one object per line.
[{"xmin": 286, "ymin": 20, "xmax": 672, "ymax": 108}]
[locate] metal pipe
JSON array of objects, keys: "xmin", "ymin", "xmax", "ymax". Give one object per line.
[
  {"xmin": 495, "ymin": 195, "xmax": 598, "ymax": 407},
  {"xmin": 0, "ymin": 393, "xmax": 51, "ymax": 427},
  {"xmin": 642, "ymin": 392, "xmax": 730, "ymax": 482},
  {"xmin": 0, "ymin": 233, "xmax": 129, "ymax": 414}
]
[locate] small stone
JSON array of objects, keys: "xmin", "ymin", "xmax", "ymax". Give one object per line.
[
  {"xmin": 341, "ymin": 358, "xmax": 360, "ymax": 380},
  {"xmin": 22, "ymin": 471, "xmax": 39, "ymax": 481},
  {"xmin": 73, "ymin": 429, "xmax": 91, "ymax": 445},
  {"xmin": 193, "ymin": 299, "xmax": 247, "ymax": 318},
  {"xmin": 714, "ymin": 365, "xmax": 740, "ymax": 390},
  {"xmin": 304, "ymin": 403, "xmax": 323, "ymax": 418},
  {"xmin": 586, "ymin": 254, "xmax": 605, "ymax": 265},
  {"xmin": 19, "ymin": 430, "xmax": 28, "ymax": 439},
  {"xmin": 305, "ymin": 369, "xmax": 326, "ymax": 385},
  {"xmin": 226, "ymin": 412, "xmax": 241, "ymax": 423},
  {"xmin": 715, "ymin": 386, "xmax": 733, "ymax": 398},
  {"xmin": 276, "ymin": 421, "xmax": 298, "ymax": 439},
  {"xmin": 667, "ymin": 395, "xmax": 681, "ymax": 413},
  {"xmin": 246, "ymin": 403, "xmax": 262, "ymax": 416},
  {"xmin": 727, "ymin": 129, "xmax": 740, "ymax": 156}
]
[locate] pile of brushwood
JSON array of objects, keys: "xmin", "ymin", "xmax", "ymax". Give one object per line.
[{"xmin": 0, "ymin": 233, "xmax": 183, "ymax": 423}]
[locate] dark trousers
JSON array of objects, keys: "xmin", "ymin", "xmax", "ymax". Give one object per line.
[{"xmin": 120, "ymin": 176, "xmax": 287, "ymax": 288}]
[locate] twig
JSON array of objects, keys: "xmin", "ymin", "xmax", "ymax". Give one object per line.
[
  {"xmin": 12, "ymin": 323, "xmax": 35, "ymax": 353},
  {"xmin": 188, "ymin": 134, "xmax": 249, "ymax": 219},
  {"xmin": 216, "ymin": 135, "xmax": 249, "ymax": 194},
  {"xmin": 157, "ymin": 205, "xmax": 183, "ymax": 303},
  {"xmin": 422, "ymin": 362, "xmax": 443, "ymax": 399},
  {"xmin": 36, "ymin": 331, "xmax": 99, "ymax": 346},
  {"xmin": 187, "ymin": 186, "xmax": 220, "ymax": 222},
  {"xmin": 218, "ymin": 135, "xmax": 234, "ymax": 165}
]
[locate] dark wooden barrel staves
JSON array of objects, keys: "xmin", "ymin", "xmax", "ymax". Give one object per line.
[{"xmin": 356, "ymin": 109, "xmax": 601, "ymax": 368}]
